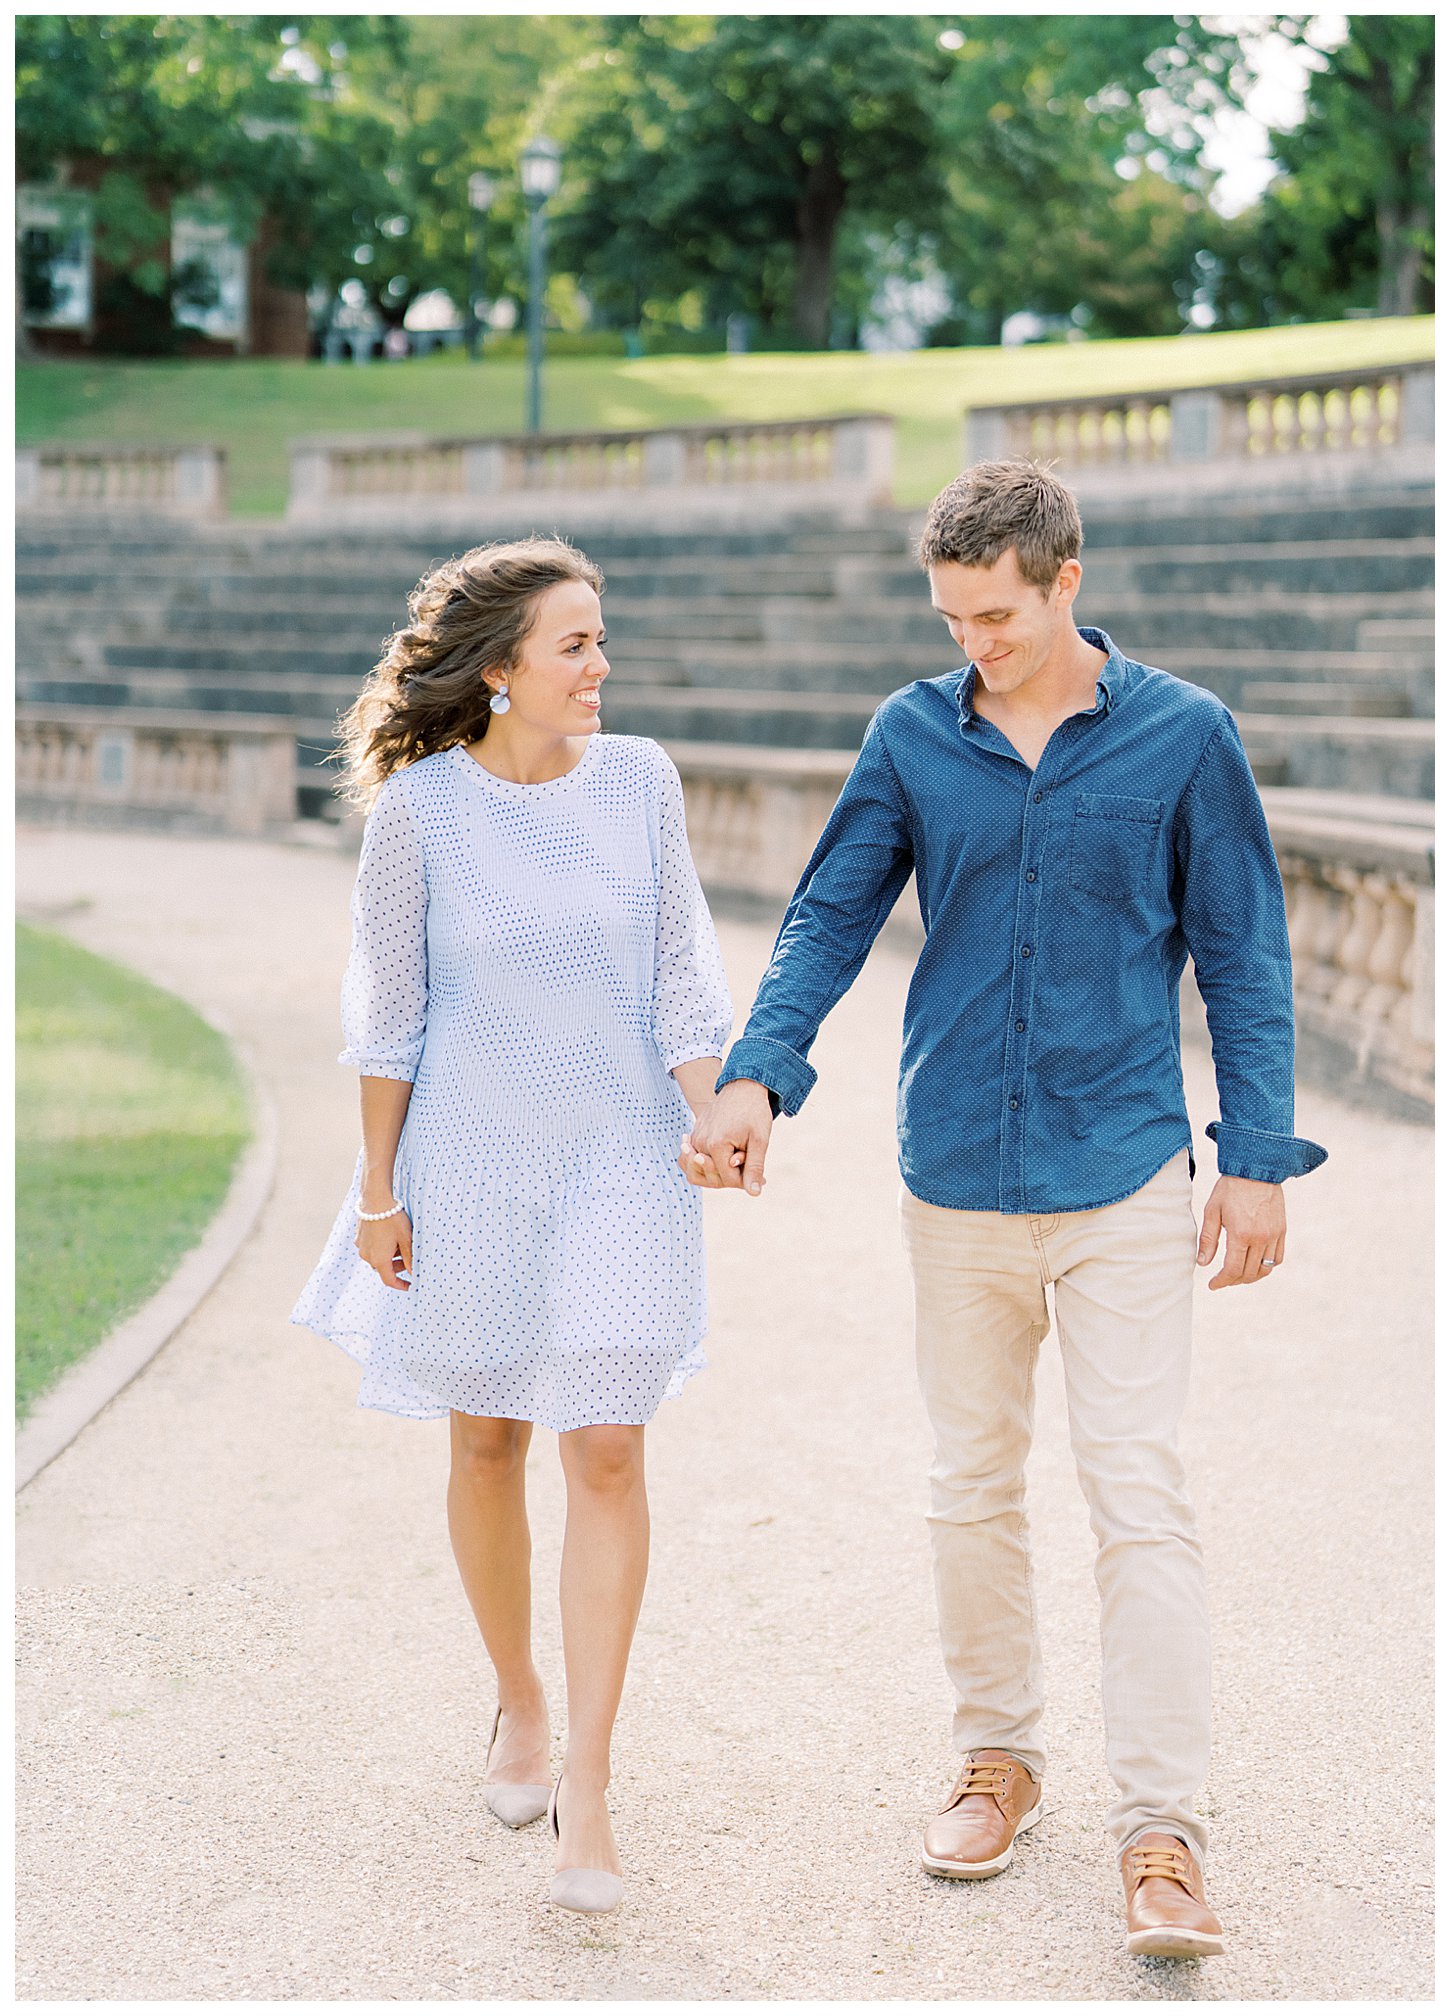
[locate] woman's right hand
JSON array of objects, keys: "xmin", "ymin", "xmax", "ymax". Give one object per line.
[{"xmin": 355, "ymin": 1206, "xmax": 413, "ymax": 1290}]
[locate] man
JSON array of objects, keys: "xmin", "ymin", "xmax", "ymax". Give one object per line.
[{"xmin": 682, "ymin": 460, "xmax": 1326, "ymax": 1959}]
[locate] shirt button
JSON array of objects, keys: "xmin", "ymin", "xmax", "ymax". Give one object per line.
[
  {"xmin": 1021, "ymin": 945, "xmax": 1033, "ymax": 957},
  {"xmin": 1009, "ymin": 1097, "xmax": 1020, "ymax": 1111},
  {"xmin": 1025, "ymin": 870, "xmax": 1037, "ymax": 883},
  {"xmin": 1015, "ymin": 1019, "xmax": 1026, "ymax": 1032},
  {"xmin": 1033, "ymin": 792, "xmax": 1044, "ymax": 804}
]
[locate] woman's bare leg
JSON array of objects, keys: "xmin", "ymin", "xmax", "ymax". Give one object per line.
[
  {"xmin": 447, "ymin": 1411, "xmax": 550, "ymax": 1783},
  {"xmin": 554, "ymin": 1423, "xmax": 650, "ymax": 1873}
]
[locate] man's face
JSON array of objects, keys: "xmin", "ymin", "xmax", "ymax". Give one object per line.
[{"xmin": 927, "ymin": 548, "xmax": 1079, "ymax": 698}]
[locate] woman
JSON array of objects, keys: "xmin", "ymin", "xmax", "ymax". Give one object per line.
[{"xmin": 290, "ymin": 537, "xmax": 733, "ymax": 1914}]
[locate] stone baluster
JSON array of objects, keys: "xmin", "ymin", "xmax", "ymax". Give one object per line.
[
  {"xmin": 831, "ymin": 417, "xmax": 894, "ymax": 500},
  {"xmin": 1326, "ymin": 866, "xmax": 1382, "ymax": 1014},
  {"xmin": 1307, "ymin": 877, "xmax": 1346, "ymax": 1010},
  {"xmin": 642, "ymin": 430, "xmax": 688, "ymax": 488},
  {"xmin": 1281, "ymin": 864, "xmax": 1324, "ymax": 982},
  {"xmin": 1300, "ymin": 388, "xmax": 1325, "ymax": 455},
  {"xmin": 1403, "ymin": 886, "xmax": 1435, "ymax": 1050},
  {"xmin": 1282, "ymin": 858, "xmax": 1319, "ymax": 972},
  {"xmin": 1399, "ymin": 365, "xmax": 1434, "ymax": 445},
  {"xmin": 1346, "ymin": 383, "xmax": 1371, "ymax": 450},
  {"xmin": 462, "ymin": 442, "xmax": 505, "ymax": 497},
  {"xmin": 1359, "ymin": 876, "xmax": 1416, "ymax": 1028}
]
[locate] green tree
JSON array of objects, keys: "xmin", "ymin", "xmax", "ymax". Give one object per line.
[
  {"xmin": 14, "ymin": 15, "xmax": 598, "ymax": 343},
  {"xmin": 930, "ymin": 16, "xmax": 1239, "ymax": 342},
  {"xmin": 1270, "ymin": 15, "xmax": 1432, "ymax": 316},
  {"xmin": 551, "ymin": 14, "xmax": 951, "ymax": 348},
  {"xmin": 315, "ymin": 13, "xmax": 584, "ymax": 331},
  {"xmin": 1158, "ymin": 16, "xmax": 1433, "ymax": 328},
  {"xmin": 15, "ymin": 15, "xmax": 403, "ymax": 345}
]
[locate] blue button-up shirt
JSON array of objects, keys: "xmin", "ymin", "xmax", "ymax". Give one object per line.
[{"xmin": 718, "ymin": 626, "xmax": 1327, "ymax": 1214}]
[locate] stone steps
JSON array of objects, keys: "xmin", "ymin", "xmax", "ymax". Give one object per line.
[
  {"xmin": 19, "ymin": 582, "xmax": 1430, "ymax": 667},
  {"xmin": 13, "ymin": 555, "xmax": 853, "ymax": 605},
  {"xmin": 18, "ymin": 660, "xmax": 1432, "ymax": 798},
  {"xmin": 1073, "ymin": 488, "xmax": 1433, "ymax": 550},
  {"xmin": 1087, "ymin": 542, "xmax": 1434, "ymax": 598},
  {"xmin": 19, "ymin": 490, "xmax": 1430, "ymax": 564},
  {"xmin": 16, "ymin": 483, "xmax": 1434, "ymax": 803},
  {"xmin": 18, "ymin": 534, "xmax": 1431, "ymax": 600},
  {"xmin": 1358, "ymin": 616, "xmax": 1435, "ymax": 653},
  {"xmin": 1238, "ymin": 682, "xmax": 1411, "ymax": 718},
  {"xmin": 851, "ymin": 536, "xmax": 1436, "ymax": 602},
  {"xmin": 1234, "ymin": 713, "xmax": 1433, "ymax": 798},
  {"xmin": 18, "ymin": 626, "xmax": 1427, "ymax": 719},
  {"xmin": 1161, "ymin": 644, "xmax": 1430, "ymax": 719},
  {"xmin": 18, "ymin": 671, "xmax": 360, "ymax": 719},
  {"xmin": 14, "ymin": 513, "xmax": 913, "ymax": 571}
]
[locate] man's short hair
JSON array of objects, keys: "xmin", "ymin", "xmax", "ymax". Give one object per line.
[{"xmin": 917, "ymin": 459, "xmax": 1083, "ymax": 592}]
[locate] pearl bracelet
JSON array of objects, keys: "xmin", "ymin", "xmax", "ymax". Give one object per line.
[{"xmin": 356, "ymin": 1200, "xmax": 404, "ymax": 1221}]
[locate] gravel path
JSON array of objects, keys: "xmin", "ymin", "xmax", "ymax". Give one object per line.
[{"xmin": 16, "ymin": 823, "xmax": 1432, "ymax": 2002}]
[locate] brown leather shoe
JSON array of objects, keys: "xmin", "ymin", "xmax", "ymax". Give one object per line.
[
  {"xmin": 1121, "ymin": 1831, "xmax": 1224, "ymax": 1957},
  {"xmin": 920, "ymin": 1749, "xmax": 1043, "ymax": 1878}
]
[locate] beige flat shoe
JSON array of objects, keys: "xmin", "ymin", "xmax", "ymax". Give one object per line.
[
  {"xmin": 547, "ymin": 1777, "xmax": 623, "ymax": 1914},
  {"xmin": 483, "ymin": 1705, "xmax": 550, "ymax": 1829}
]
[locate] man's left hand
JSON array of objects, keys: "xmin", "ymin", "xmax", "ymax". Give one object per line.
[{"xmin": 1197, "ymin": 1175, "xmax": 1286, "ymax": 1290}]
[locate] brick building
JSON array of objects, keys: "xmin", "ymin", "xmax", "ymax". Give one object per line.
[{"xmin": 18, "ymin": 164, "xmax": 309, "ymax": 359}]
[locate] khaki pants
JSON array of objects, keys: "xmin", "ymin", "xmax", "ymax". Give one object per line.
[{"xmin": 900, "ymin": 1149, "xmax": 1210, "ymax": 1861}]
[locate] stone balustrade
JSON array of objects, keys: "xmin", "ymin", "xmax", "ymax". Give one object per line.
[
  {"xmin": 286, "ymin": 414, "xmax": 896, "ymax": 522},
  {"xmin": 16, "ymin": 706, "xmax": 297, "ymax": 836},
  {"xmin": 964, "ymin": 363, "xmax": 1433, "ymax": 477},
  {"xmin": 669, "ymin": 743, "xmax": 858, "ymax": 902},
  {"xmin": 16, "ymin": 443, "xmax": 227, "ymax": 516},
  {"xmin": 13, "ymin": 718, "xmax": 1431, "ymax": 1114},
  {"xmin": 1260, "ymin": 788, "xmax": 1433, "ymax": 1117}
]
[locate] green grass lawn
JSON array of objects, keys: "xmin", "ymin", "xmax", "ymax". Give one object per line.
[
  {"xmin": 17, "ymin": 315, "xmax": 1434, "ymax": 516},
  {"xmin": 15, "ymin": 922, "xmax": 252, "ymax": 1422}
]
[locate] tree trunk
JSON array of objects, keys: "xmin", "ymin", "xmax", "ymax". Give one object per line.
[
  {"xmin": 1376, "ymin": 196, "xmax": 1430, "ymax": 316},
  {"xmin": 15, "ymin": 235, "xmax": 37, "ymax": 360},
  {"xmin": 792, "ymin": 147, "xmax": 846, "ymax": 349}
]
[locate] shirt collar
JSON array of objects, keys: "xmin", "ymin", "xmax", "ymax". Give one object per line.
[{"xmin": 957, "ymin": 624, "xmax": 1128, "ymax": 731}]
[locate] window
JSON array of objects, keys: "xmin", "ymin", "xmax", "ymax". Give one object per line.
[
  {"xmin": 18, "ymin": 188, "xmax": 92, "ymax": 329},
  {"xmin": 171, "ymin": 204, "xmax": 248, "ymax": 343}
]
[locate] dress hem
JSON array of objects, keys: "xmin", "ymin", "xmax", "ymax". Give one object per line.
[{"xmin": 289, "ymin": 1312, "xmax": 709, "ymax": 1432}]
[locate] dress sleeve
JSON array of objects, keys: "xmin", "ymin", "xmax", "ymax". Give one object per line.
[
  {"xmin": 651, "ymin": 749, "xmax": 733, "ymax": 1072},
  {"xmin": 338, "ymin": 776, "xmax": 429, "ymax": 1082}
]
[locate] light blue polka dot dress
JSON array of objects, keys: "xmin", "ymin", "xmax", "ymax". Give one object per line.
[{"xmin": 290, "ymin": 734, "xmax": 734, "ymax": 1431}]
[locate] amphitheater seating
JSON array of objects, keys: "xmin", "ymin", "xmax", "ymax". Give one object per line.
[{"xmin": 15, "ymin": 461, "xmax": 1433, "ymax": 812}]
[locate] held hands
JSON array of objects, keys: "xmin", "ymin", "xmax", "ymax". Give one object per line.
[
  {"xmin": 1196, "ymin": 1175, "xmax": 1285, "ymax": 1290},
  {"xmin": 356, "ymin": 1200, "xmax": 413, "ymax": 1290},
  {"xmin": 676, "ymin": 1100, "xmax": 1289, "ymax": 1284},
  {"xmin": 678, "ymin": 1080, "xmax": 774, "ymax": 1196}
]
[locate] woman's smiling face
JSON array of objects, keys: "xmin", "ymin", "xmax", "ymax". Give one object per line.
[{"xmin": 489, "ymin": 577, "xmax": 610, "ymax": 735}]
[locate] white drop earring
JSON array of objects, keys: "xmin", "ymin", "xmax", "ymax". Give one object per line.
[{"xmin": 489, "ymin": 684, "xmax": 511, "ymax": 715}]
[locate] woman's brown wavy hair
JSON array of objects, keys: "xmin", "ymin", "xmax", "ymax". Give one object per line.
[{"xmin": 335, "ymin": 535, "xmax": 605, "ymax": 810}]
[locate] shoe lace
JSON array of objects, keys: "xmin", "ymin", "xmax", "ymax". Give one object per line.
[
  {"xmin": 953, "ymin": 1756, "xmax": 1013, "ymax": 1800},
  {"xmin": 1126, "ymin": 1840, "xmax": 1192, "ymax": 1888}
]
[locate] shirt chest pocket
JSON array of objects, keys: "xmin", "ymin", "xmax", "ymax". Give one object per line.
[{"xmin": 1068, "ymin": 792, "xmax": 1165, "ymax": 901}]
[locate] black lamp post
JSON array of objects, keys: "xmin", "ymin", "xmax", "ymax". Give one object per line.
[
  {"xmin": 466, "ymin": 171, "xmax": 496, "ymax": 361},
  {"xmin": 519, "ymin": 134, "xmax": 561, "ymax": 433}
]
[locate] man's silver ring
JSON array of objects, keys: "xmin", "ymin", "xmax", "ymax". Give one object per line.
[{"xmin": 1261, "ymin": 1258, "xmax": 1275, "ymax": 1268}]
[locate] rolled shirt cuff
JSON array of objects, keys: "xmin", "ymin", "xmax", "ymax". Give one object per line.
[
  {"xmin": 341, "ymin": 1053, "xmax": 419, "ymax": 1083},
  {"xmin": 717, "ymin": 1036, "xmax": 817, "ymax": 1117},
  {"xmin": 660, "ymin": 1042, "xmax": 726, "ymax": 1076},
  {"xmin": 1206, "ymin": 1120, "xmax": 1328, "ymax": 1182}
]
